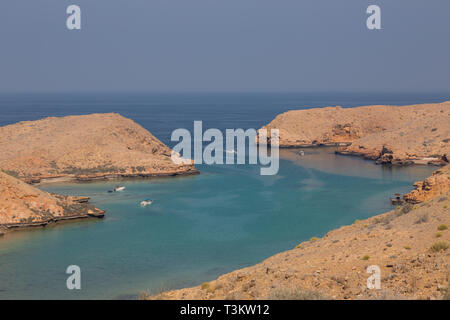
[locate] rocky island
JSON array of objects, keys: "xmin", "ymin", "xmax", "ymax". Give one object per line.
[
  {"xmin": 0, "ymin": 113, "xmax": 198, "ymax": 232},
  {"xmin": 151, "ymin": 101, "xmax": 449, "ymax": 300}
]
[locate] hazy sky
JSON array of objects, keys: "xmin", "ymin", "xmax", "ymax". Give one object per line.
[{"xmin": 0, "ymin": 0, "xmax": 449, "ymax": 93}]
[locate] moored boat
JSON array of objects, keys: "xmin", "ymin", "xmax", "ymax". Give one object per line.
[{"xmin": 140, "ymin": 199, "xmax": 153, "ymax": 207}]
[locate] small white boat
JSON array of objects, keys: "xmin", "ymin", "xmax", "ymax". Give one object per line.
[
  {"xmin": 225, "ymin": 149, "xmax": 237, "ymax": 154},
  {"xmin": 140, "ymin": 199, "xmax": 153, "ymax": 207},
  {"xmin": 114, "ymin": 186, "xmax": 126, "ymax": 192}
]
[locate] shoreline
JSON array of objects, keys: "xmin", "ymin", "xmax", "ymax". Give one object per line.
[
  {"xmin": 0, "ymin": 195, "xmax": 105, "ymax": 234},
  {"xmin": 28, "ymin": 168, "xmax": 201, "ymax": 185},
  {"xmin": 0, "ymin": 211, "xmax": 105, "ymax": 234},
  {"xmin": 278, "ymin": 144, "xmax": 447, "ymax": 166}
]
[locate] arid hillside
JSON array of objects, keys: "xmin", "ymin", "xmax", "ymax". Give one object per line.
[
  {"xmin": 260, "ymin": 101, "xmax": 450, "ymax": 165},
  {"xmin": 0, "ymin": 113, "xmax": 198, "ymax": 183},
  {"xmin": 0, "ymin": 171, "xmax": 104, "ymax": 228}
]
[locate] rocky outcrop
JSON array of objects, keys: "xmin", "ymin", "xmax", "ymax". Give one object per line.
[
  {"xmin": 259, "ymin": 101, "xmax": 450, "ymax": 165},
  {"xmin": 151, "ymin": 191, "xmax": 450, "ymax": 300},
  {"xmin": 0, "ymin": 113, "xmax": 198, "ymax": 183},
  {"xmin": 0, "ymin": 171, "xmax": 104, "ymax": 230},
  {"xmin": 404, "ymin": 165, "xmax": 450, "ymax": 203}
]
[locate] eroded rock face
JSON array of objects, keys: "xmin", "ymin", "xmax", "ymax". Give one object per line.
[
  {"xmin": 0, "ymin": 171, "xmax": 104, "ymax": 227},
  {"xmin": 0, "ymin": 113, "xmax": 198, "ymax": 183},
  {"xmin": 260, "ymin": 102, "xmax": 450, "ymax": 164}
]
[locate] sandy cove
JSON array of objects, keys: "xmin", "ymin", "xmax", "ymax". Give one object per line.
[{"xmin": 150, "ymin": 101, "xmax": 450, "ymax": 300}]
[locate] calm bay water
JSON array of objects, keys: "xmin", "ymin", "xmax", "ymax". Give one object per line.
[{"xmin": 0, "ymin": 93, "xmax": 445, "ymax": 299}]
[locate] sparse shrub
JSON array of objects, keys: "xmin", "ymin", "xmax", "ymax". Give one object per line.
[
  {"xmin": 362, "ymin": 255, "xmax": 370, "ymax": 260},
  {"xmin": 401, "ymin": 203, "xmax": 414, "ymax": 214},
  {"xmin": 435, "ymin": 232, "xmax": 442, "ymax": 238},
  {"xmin": 437, "ymin": 224, "xmax": 448, "ymax": 231},
  {"xmin": 201, "ymin": 282, "xmax": 210, "ymax": 290},
  {"xmin": 404, "ymin": 245, "xmax": 411, "ymax": 250},
  {"xmin": 363, "ymin": 224, "xmax": 368, "ymax": 228},
  {"xmin": 309, "ymin": 237, "xmax": 319, "ymax": 241},
  {"xmin": 267, "ymin": 287, "xmax": 328, "ymax": 300},
  {"xmin": 444, "ymin": 205, "xmax": 448, "ymax": 209},
  {"xmin": 414, "ymin": 214, "xmax": 428, "ymax": 224},
  {"xmin": 430, "ymin": 241, "xmax": 449, "ymax": 252},
  {"xmin": 200, "ymin": 282, "xmax": 216, "ymax": 293},
  {"xmin": 441, "ymin": 287, "xmax": 450, "ymax": 300},
  {"xmin": 295, "ymin": 244, "xmax": 302, "ymax": 249},
  {"xmin": 353, "ymin": 219, "xmax": 360, "ymax": 224}
]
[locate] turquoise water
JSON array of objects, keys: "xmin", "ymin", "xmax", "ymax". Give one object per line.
[
  {"xmin": 0, "ymin": 148, "xmax": 435, "ymax": 299},
  {"xmin": 0, "ymin": 93, "xmax": 445, "ymax": 299}
]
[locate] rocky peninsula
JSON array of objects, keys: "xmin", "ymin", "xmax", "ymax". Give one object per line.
[
  {"xmin": 0, "ymin": 170, "xmax": 104, "ymax": 232},
  {"xmin": 151, "ymin": 102, "xmax": 449, "ymax": 300},
  {"xmin": 260, "ymin": 101, "xmax": 450, "ymax": 166}
]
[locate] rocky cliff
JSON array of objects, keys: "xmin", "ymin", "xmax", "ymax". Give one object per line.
[
  {"xmin": 0, "ymin": 113, "xmax": 198, "ymax": 183},
  {"xmin": 404, "ymin": 165, "xmax": 450, "ymax": 203}
]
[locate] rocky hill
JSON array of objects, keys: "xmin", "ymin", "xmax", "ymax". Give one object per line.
[
  {"xmin": 0, "ymin": 113, "xmax": 198, "ymax": 183},
  {"xmin": 0, "ymin": 170, "xmax": 104, "ymax": 230},
  {"xmin": 260, "ymin": 101, "xmax": 450, "ymax": 166}
]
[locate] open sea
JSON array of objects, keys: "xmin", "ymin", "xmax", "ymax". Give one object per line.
[{"xmin": 0, "ymin": 92, "xmax": 447, "ymax": 299}]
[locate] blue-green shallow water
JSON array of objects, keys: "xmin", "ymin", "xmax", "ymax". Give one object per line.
[{"xmin": 0, "ymin": 148, "xmax": 435, "ymax": 299}]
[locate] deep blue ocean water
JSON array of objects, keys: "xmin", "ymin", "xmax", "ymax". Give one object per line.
[{"xmin": 0, "ymin": 93, "xmax": 447, "ymax": 299}]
